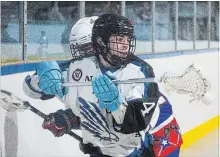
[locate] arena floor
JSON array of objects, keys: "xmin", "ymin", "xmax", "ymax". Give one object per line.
[{"xmin": 180, "ymin": 128, "xmax": 219, "ymax": 157}]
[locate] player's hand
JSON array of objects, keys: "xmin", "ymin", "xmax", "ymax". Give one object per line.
[
  {"xmin": 42, "ymin": 109, "xmax": 80, "ymax": 137},
  {"xmin": 37, "ymin": 61, "xmax": 68, "ymax": 98},
  {"xmin": 92, "ymin": 74, "xmax": 123, "ymax": 112}
]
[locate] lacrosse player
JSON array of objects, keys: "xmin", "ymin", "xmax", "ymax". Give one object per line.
[{"xmin": 23, "ymin": 14, "xmax": 182, "ymax": 157}]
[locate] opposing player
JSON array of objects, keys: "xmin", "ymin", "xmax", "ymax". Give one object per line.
[{"xmin": 23, "ymin": 14, "xmax": 182, "ymax": 157}]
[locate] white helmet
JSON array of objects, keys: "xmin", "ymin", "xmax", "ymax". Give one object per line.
[{"xmin": 69, "ymin": 16, "xmax": 98, "ymax": 59}]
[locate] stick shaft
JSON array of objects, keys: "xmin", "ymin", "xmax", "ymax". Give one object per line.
[
  {"xmin": 25, "ymin": 102, "xmax": 83, "ymax": 142},
  {"xmin": 26, "ymin": 102, "xmax": 47, "ymax": 119},
  {"xmin": 62, "ymin": 77, "xmax": 157, "ymax": 87}
]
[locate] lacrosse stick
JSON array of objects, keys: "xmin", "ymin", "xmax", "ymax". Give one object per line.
[
  {"xmin": 62, "ymin": 64, "xmax": 213, "ymax": 104},
  {"xmin": 0, "ymin": 90, "xmax": 83, "ymax": 142}
]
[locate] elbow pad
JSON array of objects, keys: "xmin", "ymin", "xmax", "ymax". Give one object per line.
[
  {"xmin": 120, "ymin": 83, "xmax": 159, "ymax": 134},
  {"xmin": 23, "ymin": 75, "xmax": 42, "ymax": 99},
  {"xmin": 23, "ymin": 75, "xmax": 55, "ymax": 100}
]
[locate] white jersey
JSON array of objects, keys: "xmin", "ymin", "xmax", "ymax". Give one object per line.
[
  {"xmin": 61, "ymin": 57, "xmax": 158, "ymax": 156},
  {"xmin": 23, "ymin": 57, "xmax": 181, "ymax": 157}
]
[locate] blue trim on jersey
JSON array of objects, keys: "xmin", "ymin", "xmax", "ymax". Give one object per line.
[
  {"xmin": 153, "ymin": 95, "xmax": 173, "ymax": 129},
  {"xmin": 127, "ymin": 147, "xmax": 143, "ymax": 157},
  {"xmin": 128, "ymin": 134, "xmax": 153, "ymax": 157},
  {"xmin": 143, "ymin": 133, "xmax": 153, "ymax": 148},
  {"xmin": 130, "ymin": 60, "xmax": 150, "ymax": 99}
]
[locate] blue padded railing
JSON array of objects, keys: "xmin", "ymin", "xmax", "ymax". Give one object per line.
[{"xmin": 1, "ymin": 49, "xmax": 218, "ymax": 76}]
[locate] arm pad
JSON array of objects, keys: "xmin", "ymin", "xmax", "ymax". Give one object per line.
[{"xmin": 120, "ymin": 83, "xmax": 159, "ymax": 134}]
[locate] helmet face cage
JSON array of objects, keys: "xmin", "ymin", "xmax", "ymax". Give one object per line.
[
  {"xmin": 92, "ymin": 14, "xmax": 136, "ymax": 68},
  {"xmin": 106, "ymin": 35, "xmax": 136, "ymax": 67},
  {"xmin": 70, "ymin": 42, "xmax": 94, "ymax": 59}
]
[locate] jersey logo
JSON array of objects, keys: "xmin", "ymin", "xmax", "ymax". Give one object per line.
[
  {"xmin": 141, "ymin": 102, "xmax": 156, "ymax": 116},
  {"xmin": 85, "ymin": 76, "xmax": 93, "ymax": 82},
  {"xmin": 79, "ymin": 97, "xmax": 119, "ymax": 142},
  {"xmin": 72, "ymin": 69, "xmax": 82, "ymax": 81}
]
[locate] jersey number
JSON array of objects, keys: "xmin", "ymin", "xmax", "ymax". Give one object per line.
[{"xmin": 141, "ymin": 102, "xmax": 156, "ymax": 116}]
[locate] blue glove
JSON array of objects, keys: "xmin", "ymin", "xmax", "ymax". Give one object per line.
[
  {"xmin": 92, "ymin": 74, "xmax": 123, "ymax": 112},
  {"xmin": 37, "ymin": 61, "xmax": 68, "ymax": 98}
]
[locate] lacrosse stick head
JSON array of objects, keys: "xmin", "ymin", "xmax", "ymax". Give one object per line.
[
  {"xmin": 1, "ymin": 90, "xmax": 29, "ymax": 112},
  {"xmin": 161, "ymin": 64, "xmax": 213, "ymax": 104}
]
